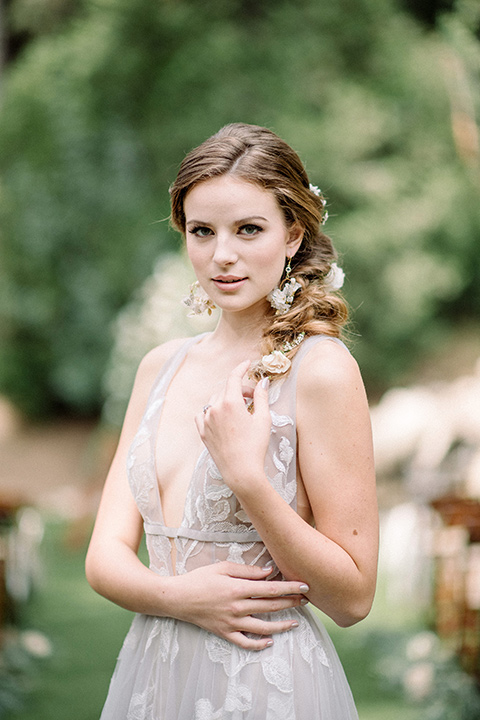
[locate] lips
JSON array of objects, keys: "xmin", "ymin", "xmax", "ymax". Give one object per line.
[
  {"xmin": 212, "ymin": 275, "xmax": 248, "ymax": 291},
  {"xmin": 213, "ymin": 275, "xmax": 247, "ymax": 283}
]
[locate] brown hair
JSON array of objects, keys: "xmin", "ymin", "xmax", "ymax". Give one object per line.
[{"xmin": 170, "ymin": 123, "xmax": 348, "ymax": 375}]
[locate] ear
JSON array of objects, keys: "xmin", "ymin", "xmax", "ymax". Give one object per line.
[{"xmin": 286, "ymin": 223, "xmax": 304, "ymax": 258}]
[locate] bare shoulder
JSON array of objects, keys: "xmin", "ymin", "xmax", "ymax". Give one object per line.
[
  {"xmin": 127, "ymin": 337, "xmax": 190, "ymax": 414},
  {"xmin": 137, "ymin": 337, "xmax": 189, "ymax": 383},
  {"xmin": 297, "ymin": 337, "xmax": 364, "ymax": 402}
]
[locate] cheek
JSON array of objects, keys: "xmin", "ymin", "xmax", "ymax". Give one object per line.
[
  {"xmin": 185, "ymin": 240, "xmax": 205, "ymax": 270},
  {"xmin": 256, "ymin": 243, "xmax": 287, "ymax": 282}
]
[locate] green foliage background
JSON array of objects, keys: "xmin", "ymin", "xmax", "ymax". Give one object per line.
[{"xmin": 0, "ymin": 0, "xmax": 479, "ymax": 417}]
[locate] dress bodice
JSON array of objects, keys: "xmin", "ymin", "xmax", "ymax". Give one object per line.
[{"xmin": 126, "ymin": 334, "xmax": 338, "ymax": 578}]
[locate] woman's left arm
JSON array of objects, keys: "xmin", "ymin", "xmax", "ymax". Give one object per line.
[{"xmin": 197, "ymin": 342, "xmax": 378, "ymax": 628}]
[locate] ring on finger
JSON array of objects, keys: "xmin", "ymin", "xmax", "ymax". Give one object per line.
[{"xmin": 202, "ymin": 404, "xmax": 212, "ymax": 415}]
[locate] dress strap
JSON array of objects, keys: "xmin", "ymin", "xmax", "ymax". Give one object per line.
[
  {"xmin": 282, "ymin": 334, "xmax": 350, "ymax": 393},
  {"xmin": 293, "ymin": 334, "xmax": 348, "ymax": 369},
  {"xmin": 147, "ymin": 332, "xmax": 209, "ymax": 402}
]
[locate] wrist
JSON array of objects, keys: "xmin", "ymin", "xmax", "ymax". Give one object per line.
[
  {"xmin": 151, "ymin": 574, "xmax": 182, "ymax": 619},
  {"xmin": 223, "ymin": 467, "xmax": 270, "ymax": 499}
]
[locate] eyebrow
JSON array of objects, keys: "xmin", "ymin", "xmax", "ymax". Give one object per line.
[{"xmin": 186, "ymin": 216, "xmax": 269, "ymax": 226}]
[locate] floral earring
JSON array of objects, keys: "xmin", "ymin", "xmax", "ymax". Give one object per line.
[
  {"xmin": 267, "ymin": 257, "xmax": 301, "ymax": 315},
  {"xmin": 182, "ymin": 281, "xmax": 217, "ymax": 317}
]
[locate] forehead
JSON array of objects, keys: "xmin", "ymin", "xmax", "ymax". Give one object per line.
[{"xmin": 184, "ymin": 175, "xmax": 283, "ymax": 221}]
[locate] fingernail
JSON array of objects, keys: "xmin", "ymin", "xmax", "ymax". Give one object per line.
[
  {"xmin": 261, "ymin": 377, "xmax": 270, "ymax": 390},
  {"xmin": 300, "ymin": 598, "xmax": 309, "ymax": 605},
  {"xmin": 291, "ymin": 621, "xmax": 299, "ymax": 629},
  {"xmin": 299, "ymin": 584, "xmax": 309, "ymax": 593},
  {"xmin": 262, "ymin": 565, "xmax": 275, "ymax": 575},
  {"xmin": 265, "ymin": 639, "xmax": 274, "ymax": 647}
]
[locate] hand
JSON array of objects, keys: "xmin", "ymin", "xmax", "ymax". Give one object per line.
[
  {"xmin": 167, "ymin": 561, "xmax": 308, "ymax": 650},
  {"xmin": 195, "ymin": 360, "xmax": 271, "ymax": 491}
]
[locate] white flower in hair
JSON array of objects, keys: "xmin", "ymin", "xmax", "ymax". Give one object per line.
[
  {"xmin": 323, "ymin": 262, "xmax": 345, "ymax": 292},
  {"xmin": 260, "ymin": 350, "xmax": 291, "ymax": 374},
  {"xmin": 309, "ymin": 184, "xmax": 328, "ymax": 223}
]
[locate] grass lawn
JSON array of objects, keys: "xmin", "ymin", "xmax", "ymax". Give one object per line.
[
  {"xmin": 325, "ymin": 617, "xmax": 422, "ymax": 720},
  {"xmin": 6, "ymin": 518, "xmax": 423, "ymax": 720},
  {"xmin": 4, "ymin": 518, "xmax": 132, "ymax": 720}
]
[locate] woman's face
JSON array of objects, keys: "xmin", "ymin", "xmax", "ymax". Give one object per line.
[{"xmin": 184, "ymin": 175, "xmax": 303, "ymax": 316}]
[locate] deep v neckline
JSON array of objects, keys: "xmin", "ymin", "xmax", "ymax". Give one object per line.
[{"xmin": 151, "ymin": 333, "xmax": 210, "ymax": 532}]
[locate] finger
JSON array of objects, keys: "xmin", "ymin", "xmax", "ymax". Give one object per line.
[
  {"xmin": 220, "ymin": 562, "xmax": 275, "ymax": 580},
  {"xmin": 194, "ymin": 411, "xmax": 205, "ymax": 439},
  {"xmin": 247, "ymin": 595, "xmax": 308, "ymax": 615},
  {"xmin": 230, "ymin": 359, "xmax": 252, "ymax": 378},
  {"xmin": 206, "ymin": 388, "xmax": 222, "ymax": 407},
  {"xmin": 195, "ymin": 387, "xmax": 222, "ymax": 436},
  {"xmin": 254, "ymin": 376, "xmax": 270, "ymax": 399},
  {"xmin": 227, "ymin": 615, "xmax": 300, "ymax": 650},
  {"xmin": 223, "ymin": 360, "xmax": 252, "ymax": 404},
  {"xmin": 252, "ymin": 376, "xmax": 270, "ymax": 418},
  {"xmin": 248, "ymin": 579, "xmax": 310, "ymax": 598},
  {"xmin": 218, "ymin": 564, "xmax": 309, "ymax": 597},
  {"xmin": 242, "ymin": 616, "xmax": 300, "ymax": 637},
  {"xmin": 227, "ymin": 631, "xmax": 274, "ymax": 651}
]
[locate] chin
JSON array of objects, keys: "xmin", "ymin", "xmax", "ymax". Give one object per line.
[{"xmin": 218, "ymin": 297, "xmax": 270, "ymax": 315}]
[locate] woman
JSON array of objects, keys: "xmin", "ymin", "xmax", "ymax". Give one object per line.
[{"xmin": 86, "ymin": 123, "xmax": 378, "ymax": 719}]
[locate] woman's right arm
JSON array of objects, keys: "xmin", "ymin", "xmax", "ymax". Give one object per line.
[
  {"xmin": 85, "ymin": 342, "xmax": 308, "ymax": 650},
  {"xmin": 85, "ymin": 340, "xmax": 185, "ymax": 613}
]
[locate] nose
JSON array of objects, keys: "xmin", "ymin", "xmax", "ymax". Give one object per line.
[{"xmin": 212, "ymin": 235, "xmax": 238, "ymax": 267}]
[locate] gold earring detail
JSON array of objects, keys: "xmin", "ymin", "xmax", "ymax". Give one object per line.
[{"xmin": 285, "ymin": 257, "xmax": 292, "ymax": 280}]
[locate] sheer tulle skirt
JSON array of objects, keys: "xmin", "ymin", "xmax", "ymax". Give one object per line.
[{"xmin": 100, "ymin": 606, "xmax": 358, "ymax": 720}]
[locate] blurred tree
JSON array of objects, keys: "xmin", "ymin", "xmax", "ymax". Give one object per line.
[
  {"xmin": 1, "ymin": 0, "xmax": 85, "ymax": 71},
  {"xmin": 398, "ymin": 0, "xmax": 456, "ymax": 28},
  {"xmin": 8, "ymin": 0, "xmax": 83, "ymax": 36},
  {"xmin": 0, "ymin": 0, "xmax": 478, "ymax": 417}
]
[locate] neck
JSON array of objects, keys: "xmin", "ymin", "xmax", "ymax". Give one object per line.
[{"xmin": 209, "ymin": 303, "xmax": 269, "ymax": 356}]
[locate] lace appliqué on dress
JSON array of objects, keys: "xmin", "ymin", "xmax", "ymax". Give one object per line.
[
  {"xmin": 195, "ymin": 681, "xmax": 253, "ymax": 719},
  {"xmin": 145, "ymin": 617, "xmax": 179, "ymax": 661},
  {"xmin": 262, "ymin": 655, "xmax": 293, "ymax": 693},
  {"xmin": 267, "ymin": 693, "xmax": 295, "ymax": 720},
  {"xmin": 298, "ymin": 614, "xmax": 331, "ymax": 673},
  {"xmin": 127, "ymin": 684, "xmax": 155, "ymax": 720},
  {"xmin": 127, "ymin": 426, "xmax": 155, "ymax": 516},
  {"xmin": 148, "ymin": 534, "xmax": 172, "ymax": 575}
]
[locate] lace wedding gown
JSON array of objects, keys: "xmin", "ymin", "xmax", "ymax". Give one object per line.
[{"xmin": 99, "ymin": 334, "xmax": 359, "ymax": 720}]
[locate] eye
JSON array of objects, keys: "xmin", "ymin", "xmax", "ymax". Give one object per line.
[
  {"xmin": 188, "ymin": 226, "xmax": 213, "ymax": 238},
  {"xmin": 239, "ymin": 224, "xmax": 262, "ymax": 237}
]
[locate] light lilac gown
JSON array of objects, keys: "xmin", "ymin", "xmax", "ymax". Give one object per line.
[{"xmin": 99, "ymin": 334, "xmax": 359, "ymax": 719}]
